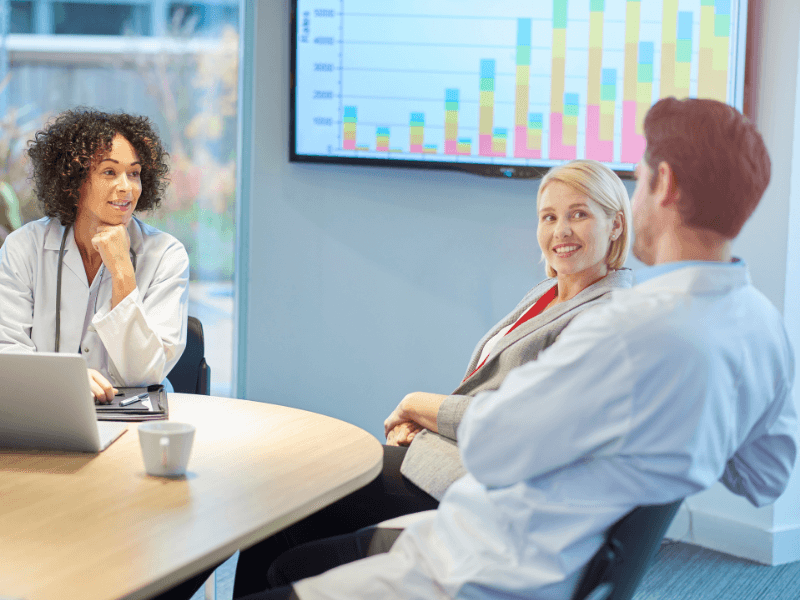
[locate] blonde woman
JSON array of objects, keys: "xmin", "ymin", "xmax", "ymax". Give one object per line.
[{"xmin": 233, "ymin": 159, "xmax": 634, "ymax": 598}]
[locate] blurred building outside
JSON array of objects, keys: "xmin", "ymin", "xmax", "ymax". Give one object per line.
[{"xmin": 0, "ymin": 0, "xmax": 238, "ymax": 396}]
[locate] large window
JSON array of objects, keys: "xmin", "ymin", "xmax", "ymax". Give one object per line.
[{"xmin": 0, "ymin": 0, "xmax": 239, "ymax": 396}]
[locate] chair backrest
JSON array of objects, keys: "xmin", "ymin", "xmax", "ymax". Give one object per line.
[
  {"xmin": 166, "ymin": 316, "xmax": 211, "ymax": 395},
  {"xmin": 571, "ymin": 500, "xmax": 683, "ymax": 600}
]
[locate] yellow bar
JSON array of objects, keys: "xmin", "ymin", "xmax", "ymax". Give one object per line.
[
  {"xmin": 589, "ymin": 12, "xmax": 604, "ymax": 48},
  {"xmin": 588, "ymin": 47, "xmax": 603, "ymax": 105},
  {"xmin": 623, "ymin": 2, "xmax": 640, "ymax": 101},
  {"xmin": 515, "ymin": 64, "xmax": 530, "ymax": 126},
  {"xmin": 552, "ymin": 29, "xmax": 566, "ymax": 58},
  {"xmin": 600, "ymin": 111, "xmax": 614, "ymax": 141},
  {"xmin": 492, "ymin": 138, "xmax": 507, "ymax": 154},
  {"xmin": 527, "ymin": 129, "xmax": 541, "ymax": 150},
  {"xmin": 563, "ymin": 115, "xmax": 577, "ymax": 146},
  {"xmin": 660, "ymin": 43, "xmax": 676, "ymax": 99},
  {"xmin": 479, "ymin": 105, "xmax": 494, "ymax": 135},
  {"xmin": 636, "ymin": 82, "xmax": 652, "ymax": 135},
  {"xmin": 697, "ymin": 47, "xmax": 714, "ymax": 98},
  {"xmin": 551, "ymin": 57, "xmax": 565, "ymax": 113},
  {"xmin": 445, "ymin": 122, "xmax": 458, "ymax": 138},
  {"xmin": 479, "ymin": 90, "xmax": 494, "ymax": 108},
  {"xmin": 713, "ymin": 34, "xmax": 730, "ymax": 71},
  {"xmin": 675, "ymin": 62, "xmax": 691, "ymax": 96}
]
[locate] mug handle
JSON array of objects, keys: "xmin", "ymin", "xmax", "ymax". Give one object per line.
[{"xmin": 160, "ymin": 436, "xmax": 170, "ymax": 468}]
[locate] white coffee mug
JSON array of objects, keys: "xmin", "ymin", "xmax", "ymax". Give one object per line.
[{"xmin": 138, "ymin": 421, "xmax": 196, "ymax": 477}]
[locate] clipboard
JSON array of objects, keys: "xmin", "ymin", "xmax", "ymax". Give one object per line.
[{"xmin": 95, "ymin": 384, "xmax": 169, "ymax": 421}]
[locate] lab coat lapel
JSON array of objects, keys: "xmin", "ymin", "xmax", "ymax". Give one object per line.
[{"xmin": 43, "ymin": 220, "xmax": 89, "ymax": 288}]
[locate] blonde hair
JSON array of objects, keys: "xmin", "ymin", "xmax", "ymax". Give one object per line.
[{"xmin": 536, "ymin": 159, "xmax": 631, "ymax": 278}]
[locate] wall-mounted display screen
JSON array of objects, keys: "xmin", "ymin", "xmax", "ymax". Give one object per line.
[{"xmin": 291, "ymin": 0, "xmax": 747, "ymax": 178}]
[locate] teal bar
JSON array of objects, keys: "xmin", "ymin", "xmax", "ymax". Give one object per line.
[
  {"xmin": 529, "ymin": 113, "xmax": 543, "ymax": 128},
  {"xmin": 637, "ymin": 63, "xmax": 653, "ymax": 83},
  {"xmin": 480, "ymin": 78, "xmax": 495, "ymax": 92},
  {"xmin": 590, "ymin": 0, "xmax": 604, "ymax": 11},
  {"xmin": 445, "ymin": 101, "xmax": 459, "ymax": 111},
  {"xmin": 676, "ymin": 39, "xmax": 692, "ymax": 63},
  {"xmin": 715, "ymin": 14, "xmax": 730, "ymax": 36},
  {"xmin": 493, "ymin": 128, "xmax": 508, "ymax": 138},
  {"xmin": 553, "ymin": 0, "xmax": 568, "ymax": 29},
  {"xmin": 601, "ymin": 84, "xmax": 616, "ymax": 101},
  {"xmin": 343, "ymin": 106, "xmax": 357, "ymax": 122},
  {"xmin": 516, "ymin": 46, "xmax": 531, "ymax": 66},
  {"xmin": 410, "ymin": 112, "xmax": 425, "ymax": 126},
  {"xmin": 564, "ymin": 104, "xmax": 579, "ymax": 117}
]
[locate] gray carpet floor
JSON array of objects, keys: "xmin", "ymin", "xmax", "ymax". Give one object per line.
[{"xmin": 196, "ymin": 542, "xmax": 800, "ymax": 600}]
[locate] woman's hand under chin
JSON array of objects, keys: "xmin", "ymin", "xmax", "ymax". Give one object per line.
[{"xmin": 92, "ymin": 224, "xmax": 137, "ymax": 309}]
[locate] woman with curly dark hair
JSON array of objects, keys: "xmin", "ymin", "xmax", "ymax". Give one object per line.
[{"xmin": 0, "ymin": 108, "xmax": 189, "ymax": 401}]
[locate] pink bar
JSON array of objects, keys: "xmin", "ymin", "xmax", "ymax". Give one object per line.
[
  {"xmin": 457, "ymin": 150, "xmax": 471, "ymax": 156},
  {"xmin": 343, "ymin": 140, "xmax": 356, "ymax": 150},
  {"xmin": 410, "ymin": 144, "xmax": 424, "ymax": 153},
  {"xmin": 621, "ymin": 100, "xmax": 646, "ymax": 164},
  {"xmin": 549, "ymin": 113, "xmax": 576, "ymax": 160},
  {"xmin": 445, "ymin": 140, "xmax": 458, "ymax": 155},
  {"xmin": 376, "ymin": 145, "xmax": 389, "ymax": 151},
  {"xmin": 585, "ymin": 105, "xmax": 613, "ymax": 162},
  {"xmin": 514, "ymin": 125, "xmax": 541, "ymax": 159},
  {"xmin": 479, "ymin": 134, "xmax": 494, "ymax": 156}
]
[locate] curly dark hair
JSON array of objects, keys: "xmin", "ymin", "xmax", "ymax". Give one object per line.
[{"xmin": 27, "ymin": 107, "xmax": 169, "ymax": 225}]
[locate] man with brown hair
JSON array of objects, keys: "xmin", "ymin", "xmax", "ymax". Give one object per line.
[{"xmin": 235, "ymin": 98, "xmax": 798, "ymax": 600}]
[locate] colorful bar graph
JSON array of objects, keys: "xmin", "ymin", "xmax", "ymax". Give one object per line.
[
  {"xmin": 698, "ymin": 0, "xmax": 730, "ymax": 101},
  {"xmin": 586, "ymin": 0, "xmax": 613, "ymax": 162},
  {"xmin": 600, "ymin": 69, "xmax": 617, "ymax": 144},
  {"xmin": 675, "ymin": 11, "xmax": 693, "ymax": 97},
  {"xmin": 343, "ymin": 106, "xmax": 357, "ymax": 150},
  {"xmin": 563, "ymin": 93, "xmax": 579, "ymax": 150},
  {"xmin": 514, "ymin": 18, "xmax": 540, "ymax": 158},
  {"xmin": 479, "ymin": 59, "xmax": 504, "ymax": 156},
  {"xmin": 621, "ymin": 0, "xmax": 645, "ymax": 164},
  {"xmin": 549, "ymin": 0, "xmax": 574, "ymax": 160},
  {"xmin": 444, "ymin": 88, "xmax": 460, "ymax": 155},
  {"xmin": 409, "ymin": 112, "xmax": 425, "ymax": 153},
  {"xmin": 457, "ymin": 137, "xmax": 472, "ymax": 155},
  {"xmin": 492, "ymin": 128, "xmax": 508, "ymax": 155},
  {"xmin": 423, "ymin": 144, "xmax": 438, "ymax": 154},
  {"xmin": 659, "ymin": 0, "xmax": 678, "ymax": 99},
  {"xmin": 376, "ymin": 127, "xmax": 390, "ymax": 151},
  {"xmin": 528, "ymin": 114, "xmax": 543, "ymax": 154}
]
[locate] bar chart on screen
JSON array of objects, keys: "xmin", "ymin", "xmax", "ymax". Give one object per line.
[{"xmin": 293, "ymin": 0, "xmax": 744, "ymax": 172}]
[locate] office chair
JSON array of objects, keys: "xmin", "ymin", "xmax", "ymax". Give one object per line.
[
  {"xmin": 571, "ymin": 499, "xmax": 683, "ymax": 600},
  {"xmin": 166, "ymin": 315, "xmax": 211, "ymax": 395}
]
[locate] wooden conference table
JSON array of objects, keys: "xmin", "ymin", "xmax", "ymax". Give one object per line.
[{"xmin": 0, "ymin": 394, "xmax": 383, "ymax": 600}]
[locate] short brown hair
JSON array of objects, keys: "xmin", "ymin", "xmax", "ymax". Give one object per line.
[{"xmin": 643, "ymin": 97, "xmax": 770, "ymax": 239}]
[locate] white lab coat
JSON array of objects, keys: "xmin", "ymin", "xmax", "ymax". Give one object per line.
[
  {"xmin": 0, "ymin": 216, "xmax": 190, "ymax": 387},
  {"xmin": 294, "ymin": 262, "xmax": 798, "ymax": 600}
]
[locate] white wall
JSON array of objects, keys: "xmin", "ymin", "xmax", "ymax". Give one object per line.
[
  {"xmin": 241, "ymin": 0, "xmax": 552, "ymax": 442},
  {"xmin": 242, "ymin": 0, "xmax": 800, "ymax": 566}
]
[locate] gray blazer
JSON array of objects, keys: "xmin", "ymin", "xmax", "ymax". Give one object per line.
[{"xmin": 400, "ymin": 269, "xmax": 634, "ymax": 500}]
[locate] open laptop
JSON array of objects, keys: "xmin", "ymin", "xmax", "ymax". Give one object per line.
[{"xmin": 0, "ymin": 353, "xmax": 128, "ymax": 452}]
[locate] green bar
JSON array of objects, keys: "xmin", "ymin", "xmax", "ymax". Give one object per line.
[
  {"xmin": 715, "ymin": 14, "xmax": 730, "ymax": 37},
  {"xmin": 480, "ymin": 78, "xmax": 495, "ymax": 92},
  {"xmin": 676, "ymin": 39, "xmax": 692, "ymax": 63},
  {"xmin": 701, "ymin": 0, "xmax": 715, "ymax": 5},
  {"xmin": 343, "ymin": 117, "xmax": 357, "ymax": 123},
  {"xmin": 590, "ymin": 0, "xmax": 604, "ymax": 11},
  {"xmin": 564, "ymin": 104, "xmax": 579, "ymax": 117},
  {"xmin": 445, "ymin": 101, "xmax": 459, "ymax": 111},
  {"xmin": 637, "ymin": 63, "xmax": 653, "ymax": 83},
  {"xmin": 601, "ymin": 84, "xmax": 616, "ymax": 101},
  {"xmin": 553, "ymin": 0, "xmax": 568, "ymax": 29},
  {"xmin": 516, "ymin": 46, "xmax": 531, "ymax": 66}
]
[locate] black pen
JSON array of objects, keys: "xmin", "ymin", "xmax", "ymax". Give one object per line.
[{"xmin": 120, "ymin": 393, "xmax": 149, "ymax": 407}]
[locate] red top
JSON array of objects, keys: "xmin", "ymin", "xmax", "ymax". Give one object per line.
[{"xmin": 463, "ymin": 285, "xmax": 558, "ymax": 382}]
